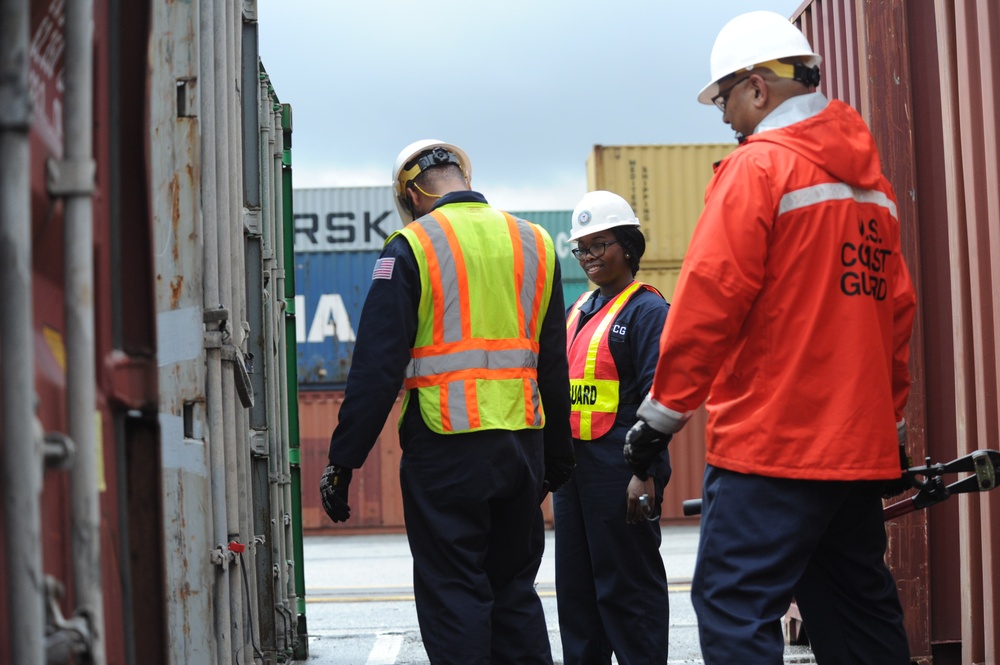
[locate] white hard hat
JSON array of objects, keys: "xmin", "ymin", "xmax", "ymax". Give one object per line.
[
  {"xmin": 568, "ymin": 190, "xmax": 640, "ymax": 242},
  {"xmin": 697, "ymin": 11, "xmax": 822, "ymax": 105},
  {"xmin": 391, "ymin": 139, "xmax": 472, "ymax": 224}
]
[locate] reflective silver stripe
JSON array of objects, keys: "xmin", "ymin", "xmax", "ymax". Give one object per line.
[
  {"xmin": 406, "ymin": 347, "xmax": 538, "ymax": 380},
  {"xmin": 446, "ymin": 381, "xmax": 470, "ymax": 431},
  {"xmin": 528, "ymin": 378, "xmax": 542, "ymax": 426},
  {"xmin": 778, "ymin": 183, "xmax": 898, "ymax": 220},
  {"xmin": 512, "ymin": 216, "xmax": 542, "ymax": 338},
  {"xmin": 636, "ymin": 394, "xmax": 692, "ymax": 435},
  {"xmin": 422, "ymin": 218, "xmax": 464, "ymax": 343}
]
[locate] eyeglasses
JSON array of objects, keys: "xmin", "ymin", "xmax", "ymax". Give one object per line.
[
  {"xmin": 712, "ymin": 75, "xmax": 751, "ymax": 112},
  {"xmin": 572, "ymin": 241, "xmax": 618, "ymax": 260}
]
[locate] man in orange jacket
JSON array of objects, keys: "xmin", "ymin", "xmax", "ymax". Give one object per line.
[{"xmin": 624, "ymin": 11, "xmax": 917, "ymax": 664}]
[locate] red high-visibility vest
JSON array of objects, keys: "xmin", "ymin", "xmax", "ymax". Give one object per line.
[{"xmin": 566, "ymin": 281, "xmax": 651, "ymax": 440}]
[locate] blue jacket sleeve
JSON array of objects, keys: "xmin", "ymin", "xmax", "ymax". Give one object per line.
[
  {"xmin": 327, "ymin": 237, "xmax": 418, "ymax": 468},
  {"xmin": 629, "ymin": 297, "xmax": 670, "ymax": 399}
]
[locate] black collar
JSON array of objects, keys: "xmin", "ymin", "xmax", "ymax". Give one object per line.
[{"xmin": 431, "ymin": 190, "xmax": 488, "ymax": 210}]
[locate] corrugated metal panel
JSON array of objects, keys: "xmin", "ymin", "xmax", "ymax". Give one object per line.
[
  {"xmin": 856, "ymin": 5, "xmax": 935, "ymax": 660},
  {"xmin": 585, "ymin": 144, "xmax": 736, "ymax": 264},
  {"xmin": 10, "ymin": 1, "xmax": 140, "ymax": 662},
  {"xmin": 147, "ymin": 0, "xmax": 217, "ymax": 659},
  {"xmin": 796, "ymin": 0, "xmax": 862, "ymax": 111},
  {"xmin": 3, "ymin": 0, "xmax": 301, "ymax": 660},
  {"xmin": 793, "ymin": 1, "xmax": 1000, "ymax": 661},
  {"xmin": 922, "ymin": 1, "xmax": 1000, "ymax": 662},
  {"xmin": 298, "ymin": 391, "xmax": 405, "ymax": 531}
]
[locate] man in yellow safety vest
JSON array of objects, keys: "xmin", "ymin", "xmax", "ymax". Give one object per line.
[{"xmin": 319, "ymin": 139, "xmax": 575, "ymax": 664}]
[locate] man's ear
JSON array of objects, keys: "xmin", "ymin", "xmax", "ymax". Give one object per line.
[
  {"xmin": 750, "ymin": 75, "xmax": 767, "ymax": 108},
  {"xmin": 407, "ymin": 185, "xmax": 419, "ymax": 206}
]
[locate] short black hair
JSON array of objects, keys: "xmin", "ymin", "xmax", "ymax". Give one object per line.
[
  {"xmin": 611, "ymin": 225, "xmax": 646, "ymax": 276},
  {"xmin": 412, "ymin": 162, "xmax": 464, "ymax": 191}
]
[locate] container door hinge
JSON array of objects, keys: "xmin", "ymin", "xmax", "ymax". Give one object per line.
[
  {"xmin": 42, "ymin": 431, "xmax": 75, "ymax": 470},
  {"xmin": 204, "ymin": 307, "xmax": 255, "ymax": 409},
  {"xmin": 221, "ymin": 345, "xmax": 255, "ymax": 409},
  {"xmin": 250, "ymin": 429, "xmax": 269, "ymax": 457},
  {"xmin": 44, "ymin": 575, "xmax": 92, "ymax": 663},
  {"xmin": 46, "ymin": 157, "xmax": 96, "ymax": 196},
  {"xmin": 210, "ymin": 545, "xmax": 235, "ymax": 567},
  {"xmin": 244, "ymin": 209, "xmax": 262, "ymax": 236}
]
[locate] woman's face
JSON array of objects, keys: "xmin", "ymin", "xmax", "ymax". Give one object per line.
[{"xmin": 574, "ymin": 230, "xmax": 632, "ymax": 296}]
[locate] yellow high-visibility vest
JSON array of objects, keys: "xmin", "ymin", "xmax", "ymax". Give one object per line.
[{"xmin": 392, "ymin": 203, "xmax": 556, "ymax": 434}]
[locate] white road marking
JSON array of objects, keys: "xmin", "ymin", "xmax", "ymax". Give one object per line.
[{"xmin": 366, "ymin": 633, "xmax": 403, "ymax": 664}]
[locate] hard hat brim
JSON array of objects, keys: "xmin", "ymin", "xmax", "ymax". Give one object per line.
[
  {"xmin": 697, "ymin": 54, "xmax": 823, "ymax": 106},
  {"xmin": 567, "ymin": 219, "xmax": 640, "ymax": 243},
  {"xmin": 697, "ymin": 80, "xmax": 722, "ymax": 106}
]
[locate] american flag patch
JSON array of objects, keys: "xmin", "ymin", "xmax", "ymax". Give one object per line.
[{"xmin": 372, "ymin": 257, "xmax": 396, "ymax": 280}]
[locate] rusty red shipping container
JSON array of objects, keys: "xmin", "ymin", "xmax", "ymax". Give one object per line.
[
  {"xmin": 299, "ymin": 390, "xmax": 701, "ymax": 532},
  {"xmin": 1, "ymin": 0, "xmax": 305, "ymax": 662},
  {"xmin": 792, "ymin": 1, "xmax": 1000, "ymax": 662},
  {"xmin": 299, "ymin": 391, "xmax": 407, "ymax": 531},
  {"xmin": 0, "ymin": 0, "xmax": 153, "ymax": 661}
]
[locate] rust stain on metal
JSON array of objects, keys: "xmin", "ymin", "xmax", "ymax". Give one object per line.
[
  {"xmin": 170, "ymin": 173, "xmax": 180, "ymax": 264},
  {"xmin": 186, "ymin": 163, "xmax": 198, "ymax": 245},
  {"xmin": 170, "ymin": 275, "xmax": 183, "ymax": 309}
]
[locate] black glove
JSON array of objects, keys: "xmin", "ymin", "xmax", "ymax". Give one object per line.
[
  {"xmin": 544, "ymin": 452, "xmax": 576, "ymax": 495},
  {"xmin": 320, "ymin": 464, "xmax": 353, "ymax": 523},
  {"xmin": 882, "ymin": 434, "xmax": 915, "ymax": 499},
  {"xmin": 624, "ymin": 420, "xmax": 672, "ymax": 480}
]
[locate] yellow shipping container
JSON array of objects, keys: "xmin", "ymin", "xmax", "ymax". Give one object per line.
[
  {"xmin": 586, "ymin": 144, "xmax": 736, "ymax": 266},
  {"xmin": 636, "ymin": 265, "xmax": 682, "ymax": 303}
]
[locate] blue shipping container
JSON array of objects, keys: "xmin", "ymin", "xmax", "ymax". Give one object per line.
[{"xmin": 294, "ymin": 250, "xmax": 379, "ymax": 386}]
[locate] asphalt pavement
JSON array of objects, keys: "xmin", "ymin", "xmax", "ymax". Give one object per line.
[{"xmin": 299, "ymin": 524, "xmax": 816, "ymax": 664}]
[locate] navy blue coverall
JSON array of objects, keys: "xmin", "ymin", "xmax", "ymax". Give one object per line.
[
  {"xmin": 555, "ymin": 287, "xmax": 672, "ymax": 665},
  {"xmin": 326, "ymin": 191, "xmax": 572, "ymax": 665}
]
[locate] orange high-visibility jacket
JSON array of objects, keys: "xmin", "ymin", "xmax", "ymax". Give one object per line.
[
  {"xmin": 393, "ymin": 205, "xmax": 556, "ymax": 434},
  {"xmin": 639, "ymin": 98, "xmax": 916, "ymax": 480}
]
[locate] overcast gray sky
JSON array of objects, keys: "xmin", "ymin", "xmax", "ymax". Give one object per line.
[{"xmin": 256, "ymin": 1, "xmax": 804, "ymax": 211}]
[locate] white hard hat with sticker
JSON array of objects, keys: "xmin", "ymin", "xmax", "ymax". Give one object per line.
[
  {"xmin": 391, "ymin": 139, "xmax": 472, "ymax": 224},
  {"xmin": 569, "ymin": 191, "xmax": 640, "ymax": 242}
]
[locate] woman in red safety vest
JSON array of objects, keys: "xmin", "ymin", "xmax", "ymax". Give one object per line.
[{"xmin": 554, "ymin": 190, "xmax": 672, "ymax": 665}]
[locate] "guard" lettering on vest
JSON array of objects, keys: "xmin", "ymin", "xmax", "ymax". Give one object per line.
[{"xmin": 570, "ymin": 384, "xmax": 599, "ymax": 405}]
